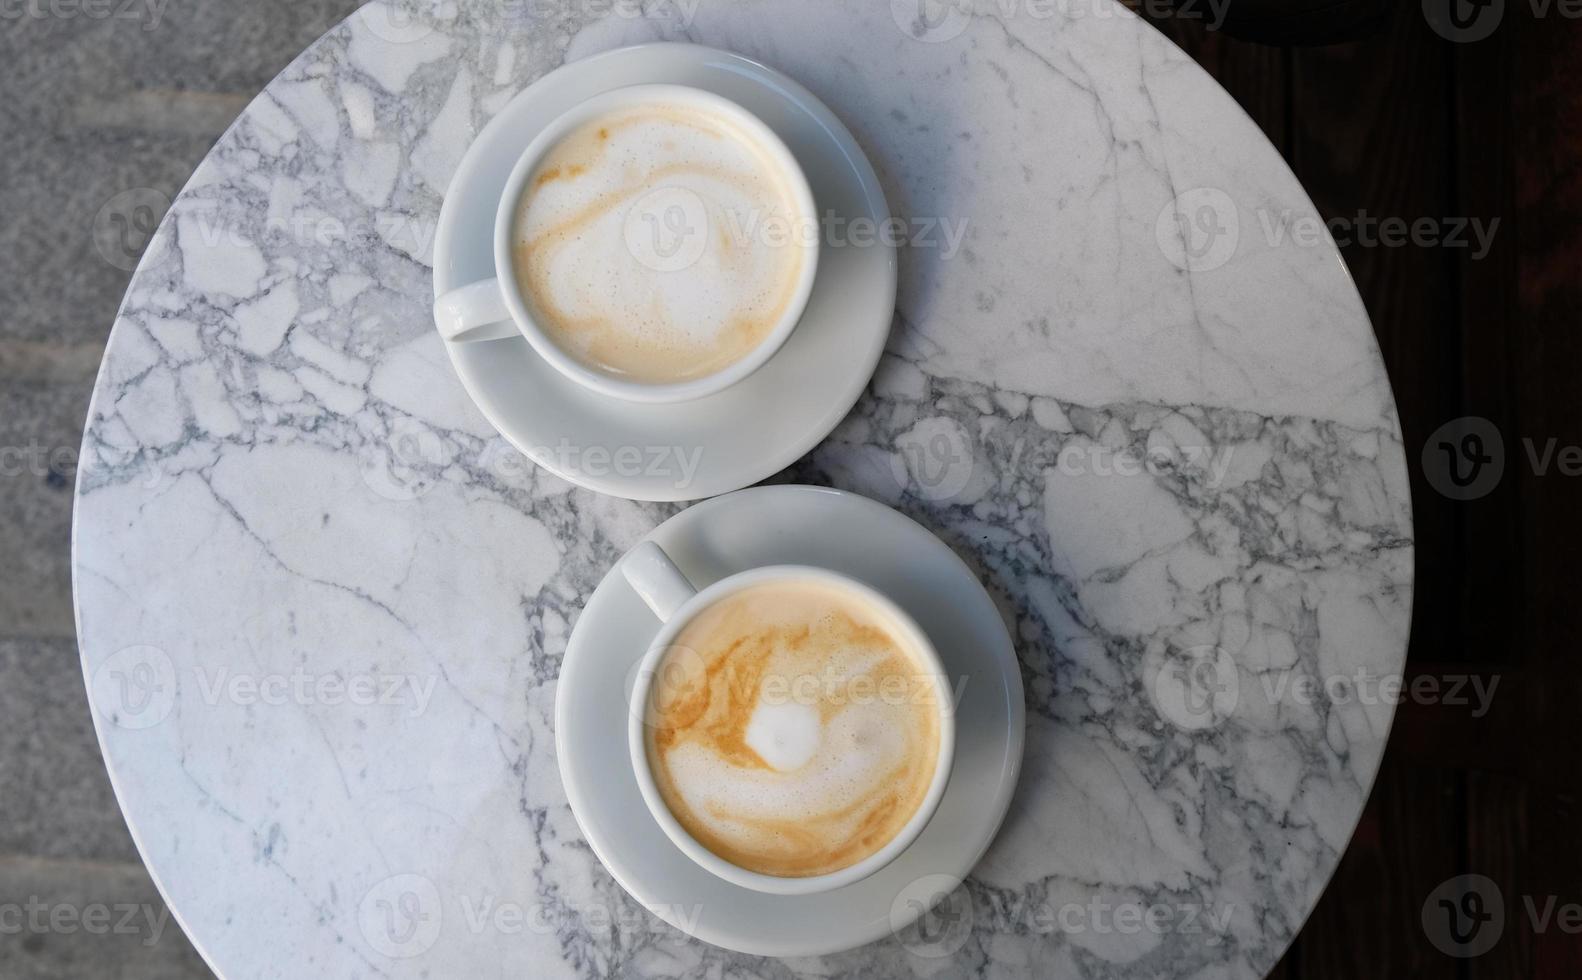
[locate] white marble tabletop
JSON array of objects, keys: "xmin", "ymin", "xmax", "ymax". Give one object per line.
[{"xmin": 73, "ymin": 1, "xmax": 1414, "ymax": 977}]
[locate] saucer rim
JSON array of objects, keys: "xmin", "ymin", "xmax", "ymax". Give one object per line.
[
  {"xmin": 554, "ymin": 484, "xmax": 1027, "ymax": 956},
  {"xmin": 432, "ymin": 42, "xmax": 898, "ymax": 502}
]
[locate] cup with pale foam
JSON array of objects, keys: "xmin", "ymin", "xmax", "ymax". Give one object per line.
[
  {"xmin": 620, "ymin": 541, "xmax": 956, "ymax": 895},
  {"xmin": 433, "ymin": 84, "xmax": 820, "ymax": 404}
]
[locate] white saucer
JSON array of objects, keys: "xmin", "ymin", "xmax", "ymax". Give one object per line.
[
  {"xmin": 432, "ymin": 44, "xmax": 897, "ymax": 501},
  {"xmin": 555, "ymin": 486, "xmax": 1025, "ymax": 957}
]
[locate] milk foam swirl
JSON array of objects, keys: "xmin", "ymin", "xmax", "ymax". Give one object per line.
[
  {"xmin": 643, "ymin": 581, "xmax": 943, "ymax": 878},
  {"xmin": 512, "ymin": 103, "xmax": 806, "ymax": 384}
]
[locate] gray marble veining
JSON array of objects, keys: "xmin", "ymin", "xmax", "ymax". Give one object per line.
[{"xmin": 72, "ymin": 1, "xmax": 1413, "ymax": 977}]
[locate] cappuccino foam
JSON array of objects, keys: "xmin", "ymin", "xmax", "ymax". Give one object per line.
[
  {"xmin": 644, "ymin": 581, "xmax": 943, "ymax": 878},
  {"xmin": 512, "ymin": 102, "xmax": 807, "ymax": 384}
]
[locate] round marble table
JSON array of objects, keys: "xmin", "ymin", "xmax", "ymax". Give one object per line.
[{"xmin": 74, "ymin": 1, "xmax": 1414, "ymax": 977}]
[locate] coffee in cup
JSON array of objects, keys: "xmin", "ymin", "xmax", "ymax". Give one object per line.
[
  {"xmin": 641, "ymin": 578, "xmax": 945, "ymax": 878},
  {"xmin": 432, "ymin": 85, "xmax": 819, "ymax": 404},
  {"xmin": 511, "ymin": 101, "xmax": 810, "ymax": 385}
]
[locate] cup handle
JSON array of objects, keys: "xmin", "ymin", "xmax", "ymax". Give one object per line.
[
  {"xmin": 622, "ymin": 541, "xmax": 698, "ymax": 623},
  {"xmin": 432, "ymin": 277, "xmax": 519, "ymax": 343}
]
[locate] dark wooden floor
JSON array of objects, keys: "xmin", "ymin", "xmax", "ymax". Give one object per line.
[{"xmin": 1145, "ymin": 4, "xmax": 1582, "ymax": 977}]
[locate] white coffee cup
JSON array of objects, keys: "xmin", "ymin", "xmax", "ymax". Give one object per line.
[
  {"xmin": 433, "ymin": 84, "xmax": 820, "ymax": 404},
  {"xmin": 620, "ymin": 540, "xmax": 956, "ymax": 895}
]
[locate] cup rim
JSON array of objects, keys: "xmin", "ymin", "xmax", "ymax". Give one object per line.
[
  {"xmin": 626, "ymin": 564, "xmax": 957, "ymax": 896},
  {"xmin": 491, "ymin": 83, "xmax": 820, "ymax": 404}
]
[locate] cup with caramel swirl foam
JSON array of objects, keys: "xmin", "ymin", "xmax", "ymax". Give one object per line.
[
  {"xmin": 433, "ymin": 84, "xmax": 819, "ymax": 404},
  {"xmin": 621, "ymin": 541, "xmax": 956, "ymax": 895}
]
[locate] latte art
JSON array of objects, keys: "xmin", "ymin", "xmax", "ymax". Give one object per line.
[
  {"xmin": 512, "ymin": 102, "xmax": 808, "ymax": 384},
  {"xmin": 643, "ymin": 581, "xmax": 944, "ymax": 878}
]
